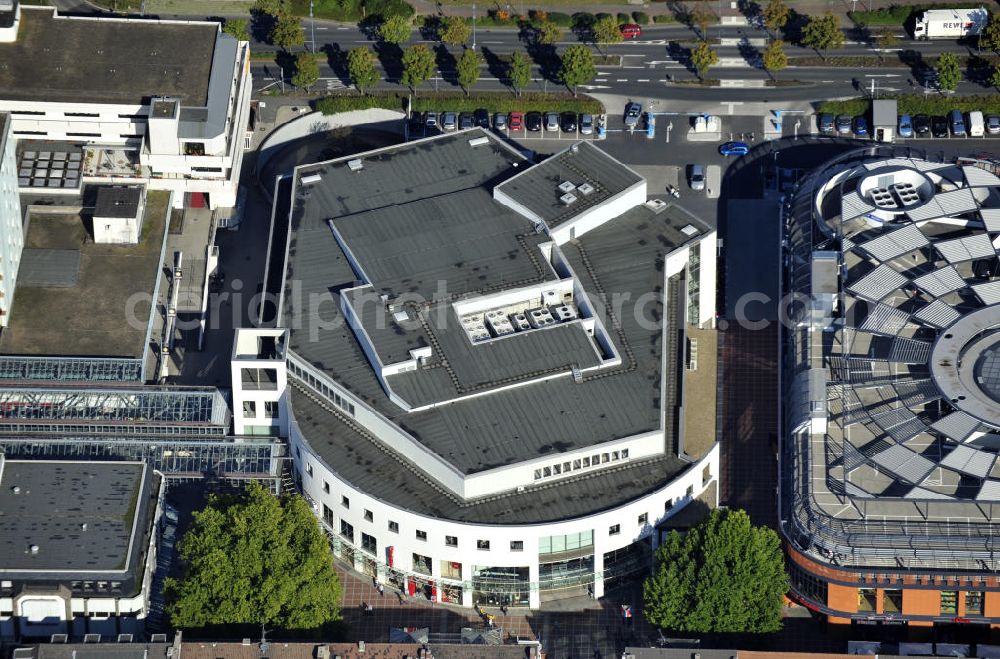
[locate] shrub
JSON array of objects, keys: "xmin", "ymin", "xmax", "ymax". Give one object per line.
[
  {"xmin": 572, "ymin": 12, "xmax": 596, "ymax": 29},
  {"xmin": 595, "ymin": 12, "xmax": 611, "ymax": 20},
  {"xmin": 411, "ymin": 91, "xmax": 603, "ymax": 114},
  {"xmin": 547, "ymin": 11, "xmax": 573, "ymax": 26},
  {"xmin": 818, "ymin": 94, "xmax": 1000, "ymax": 117},
  {"xmin": 617, "ymin": 12, "xmax": 630, "ymax": 24},
  {"xmin": 631, "ymin": 11, "xmax": 649, "ymax": 25},
  {"xmin": 529, "ymin": 9, "xmax": 547, "ymax": 21},
  {"xmin": 847, "ymin": 3, "xmax": 957, "ymax": 27},
  {"xmin": 653, "ymin": 14, "xmax": 678, "ymax": 24}
]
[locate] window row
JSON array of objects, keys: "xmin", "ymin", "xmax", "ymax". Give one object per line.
[
  {"xmin": 288, "ymin": 361, "xmax": 356, "ymax": 417},
  {"xmin": 533, "ymin": 449, "xmax": 629, "ymax": 481}
]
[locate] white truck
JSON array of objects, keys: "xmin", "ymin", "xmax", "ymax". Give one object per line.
[{"xmin": 913, "ymin": 7, "xmax": 988, "ymax": 39}]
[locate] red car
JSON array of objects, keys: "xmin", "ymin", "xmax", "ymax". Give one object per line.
[
  {"xmin": 621, "ymin": 23, "xmax": 641, "ymax": 38},
  {"xmin": 509, "ymin": 111, "xmax": 524, "ymax": 131}
]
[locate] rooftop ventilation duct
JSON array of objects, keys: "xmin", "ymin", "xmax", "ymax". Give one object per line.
[
  {"xmin": 468, "ymin": 137, "xmax": 489, "ymax": 147},
  {"xmin": 300, "ymin": 173, "xmax": 322, "ymax": 185},
  {"xmin": 558, "ymin": 181, "xmax": 576, "ymax": 193},
  {"xmin": 578, "ymin": 182, "xmax": 596, "ymax": 196},
  {"xmin": 560, "ymin": 193, "xmax": 577, "ymax": 206},
  {"xmin": 347, "ymin": 159, "xmax": 364, "ymax": 171}
]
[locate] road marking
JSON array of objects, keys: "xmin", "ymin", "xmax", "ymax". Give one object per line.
[
  {"xmin": 623, "ymin": 66, "xmax": 644, "ymax": 69},
  {"xmin": 616, "ymin": 78, "xmax": 628, "ymax": 82},
  {"xmin": 637, "ymin": 78, "xmax": 649, "ymax": 82},
  {"xmin": 595, "ymin": 78, "xmax": 607, "ymax": 82}
]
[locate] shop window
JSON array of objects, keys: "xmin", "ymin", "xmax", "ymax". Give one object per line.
[
  {"xmin": 341, "ymin": 495, "xmax": 349, "ymax": 509},
  {"xmin": 446, "ymin": 535, "xmax": 458, "ymax": 547},
  {"xmin": 440, "ymin": 560, "xmax": 462, "ymax": 579},
  {"xmin": 510, "ymin": 540, "xmax": 523, "ymax": 552},
  {"xmin": 416, "ymin": 529, "xmax": 427, "ymax": 541},
  {"xmin": 388, "ymin": 520, "xmax": 399, "ymax": 533},
  {"xmin": 941, "ymin": 591, "xmax": 958, "ymax": 614},
  {"xmin": 340, "ymin": 520, "xmax": 354, "ymax": 543},
  {"xmin": 857, "ymin": 588, "xmax": 877, "ymax": 613},
  {"xmin": 242, "ymin": 401, "xmax": 256, "ymax": 418},
  {"xmin": 609, "ymin": 524, "xmax": 620, "ymax": 536},
  {"xmin": 364, "ymin": 509, "xmax": 373, "ymax": 523},
  {"xmin": 882, "ymin": 589, "xmax": 902, "ymax": 614},
  {"xmin": 361, "ymin": 533, "xmax": 377, "ymax": 555},
  {"xmin": 478, "ymin": 540, "xmax": 491, "ymax": 551},
  {"xmin": 412, "ymin": 553, "xmax": 432, "ymax": 575},
  {"xmin": 966, "ymin": 591, "xmax": 984, "ymax": 616},
  {"xmin": 322, "ymin": 504, "xmax": 334, "ymax": 526}
]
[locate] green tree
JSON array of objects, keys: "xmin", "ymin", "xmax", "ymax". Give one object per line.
[
  {"xmin": 347, "ymin": 47, "xmax": 380, "ymax": 94},
  {"xmin": 801, "ymin": 12, "xmax": 844, "ymax": 58},
  {"xmin": 690, "ymin": 40, "xmax": 718, "ymax": 79},
  {"xmin": 270, "ymin": 10, "xmax": 304, "ymax": 50},
  {"xmin": 690, "ymin": 4, "xmax": 714, "ymax": 39},
  {"xmin": 559, "ymin": 44, "xmax": 596, "ymax": 96},
  {"xmin": 291, "ymin": 52, "xmax": 320, "ymax": 89},
  {"xmin": 253, "ymin": 0, "xmax": 285, "ymax": 16},
  {"xmin": 456, "ymin": 48, "xmax": 482, "ymax": 95},
  {"xmin": 591, "ymin": 15, "xmax": 622, "ymax": 45},
  {"xmin": 166, "ymin": 482, "xmax": 342, "ymax": 630},
  {"xmin": 401, "ymin": 43, "xmax": 436, "ymax": 93},
  {"xmin": 762, "ymin": 0, "xmax": 789, "ymax": 33},
  {"xmin": 873, "ymin": 26, "xmax": 899, "ymax": 50},
  {"xmin": 991, "ymin": 64, "xmax": 1000, "ymax": 90},
  {"xmin": 982, "ymin": 14, "xmax": 1000, "ymax": 53},
  {"xmin": 378, "ymin": 14, "xmax": 412, "ymax": 44},
  {"xmin": 935, "ymin": 51, "xmax": 961, "ymax": 91},
  {"xmin": 536, "ymin": 20, "xmax": 562, "ymax": 45},
  {"xmin": 508, "ymin": 50, "xmax": 531, "ymax": 96},
  {"xmin": 644, "ymin": 509, "xmax": 789, "ymax": 634},
  {"xmin": 438, "ymin": 15, "xmax": 471, "ymax": 45},
  {"xmin": 223, "ymin": 18, "xmax": 249, "ymax": 41},
  {"xmin": 761, "ymin": 38, "xmax": 787, "ymax": 75}
]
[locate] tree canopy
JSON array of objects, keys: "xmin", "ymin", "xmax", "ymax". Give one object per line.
[
  {"xmin": 401, "ymin": 43, "xmax": 436, "ymax": 93},
  {"xmin": 591, "ymin": 15, "xmax": 622, "ymax": 44},
  {"xmin": 690, "ymin": 41, "xmax": 718, "ymax": 79},
  {"xmin": 761, "ymin": 38, "xmax": 787, "ymax": 74},
  {"xmin": 535, "ymin": 20, "xmax": 562, "ymax": 45},
  {"xmin": 270, "ymin": 10, "xmax": 304, "ymax": 50},
  {"xmin": 292, "ymin": 53, "xmax": 321, "ymax": 90},
  {"xmin": 378, "ymin": 14, "xmax": 412, "ymax": 44},
  {"xmin": 935, "ymin": 51, "xmax": 961, "ymax": 91},
  {"xmin": 508, "ymin": 50, "xmax": 531, "ymax": 96},
  {"xmin": 644, "ymin": 509, "xmax": 789, "ymax": 634},
  {"xmin": 690, "ymin": 5, "xmax": 714, "ymax": 39},
  {"xmin": 456, "ymin": 48, "xmax": 482, "ymax": 95},
  {"xmin": 348, "ymin": 47, "xmax": 380, "ymax": 94},
  {"xmin": 559, "ymin": 44, "xmax": 596, "ymax": 96},
  {"xmin": 166, "ymin": 483, "xmax": 342, "ymax": 631},
  {"xmin": 761, "ymin": 0, "xmax": 789, "ymax": 32},
  {"xmin": 438, "ymin": 15, "xmax": 471, "ymax": 45},
  {"xmin": 223, "ymin": 18, "xmax": 250, "ymax": 41},
  {"xmin": 801, "ymin": 12, "xmax": 843, "ymax": 56},
  {"xmin": 991, "ymin": 64, "xmax": 1000, "ymax": 90},
  {"xmin": 982, "ymin": 14, "xmax": 1000, "ymax": 53}
]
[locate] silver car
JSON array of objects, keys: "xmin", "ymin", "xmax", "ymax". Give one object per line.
[
  {"xmin": 544, "ymin": 112, "xmax": 559, "ymax": 132},
  {"xmin": 580, "ymin": 114, "xmax": 594, "ymax": 135},
  {"xmin": 689, "ymin": 165, "xmax": 705, "ymax": 191},
  {"xmin": 442, "ymin": 112, "xmax": 457, "ymax": 131}
]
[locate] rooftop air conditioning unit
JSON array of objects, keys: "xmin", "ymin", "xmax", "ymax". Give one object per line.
[
  {"xmin": 560, "ymin": 193, "xmax": 577, "ymax": 206},
  {"xmin": 300, "ymin": 173, "xmax": 322, "ymax": 185},
  {"xmin": 644, "ymin": 199, "xmax": 667, "ymax": 213},
  {"xmin": 553, "ymin": 305, "xmax": 577, "ymax": 321},
  {"xmin": 578, "ymin": 182, "xmax": 595, "ymax": 196},
  {"xmin": 347, "ymin": 159, "xmax": 363, "ymax": 171},
  {"xmin": 558, "ymin": 180, "xmax": 576, "ymax": 193},
  {"xmin": 510, "ymin": 313, "xmax": 531, "ymax": 331},
  {"xmin": 468, "ymin": 137, "xmax": 489, "ymax": 147},
  {"xmin": 680, "ymin": 224, "xmax": 700, "ymax": 236}
]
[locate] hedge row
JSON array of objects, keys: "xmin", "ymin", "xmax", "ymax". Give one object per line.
[
  {"xmin": 313, "ymin": 92, "xmax": 604, "ymax": 116},
  {"xmin": 818, "ymin": 95, "xmax": 1000, "ymax": 117},
  {"xmin": 315, "ymin": 94, "xmax": 407, "ymax": 114},
  {"xmin": 288, "ymin": 0, "xmax": 413, "ymax": 22},
  {"xmin": 847, "ymin": 3, "xmax": 959, "ymax": 26},
  {"xmin": 653, "ymin": 15, "xmax": 679, "ymax": 24}
]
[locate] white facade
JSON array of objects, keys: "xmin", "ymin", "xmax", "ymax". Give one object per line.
[
  {"xmin": 231, "ymin": 328, "xmax": 288, "ymax": 436},
  {"xmin": 0, "ymin": 9, "xmax": 252, "ymax": 210},
  {"xmin": 0, "ymin": 115, "xmax": 21, "ymax": 327}
]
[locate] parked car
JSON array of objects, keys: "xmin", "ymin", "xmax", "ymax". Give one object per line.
[
  {"xmin": 580, "ymin": 114, "xmax": 594, "ymax": 135},
  {"xmin": 819, "ymin": 113, "xmax": 835, "ymax": 134},
  {"xmin": 689, "ymin": 164, "xmax": 706, "ymax": 191},
  {"xmin": 509, "ymin": 111, "xmax": 524, "ymax": 131},
  {"xmin": 931, "ymin": 115, "xmax": 949, "ymax": 137},
  {"xmin": 544, "ymin": 111, "xmax": 559, "ymax": 132},
  {"xmin": 493, "ymin": 113, "xmax": 508, "ymax": 130},
  {"xmin": 560, "ymin": 112, "xmax": 577, "ymax": 133},
  {"xmin": 458, "ymin": 112, "xmax": 474, "ymax": 130},
  {"xmin": 914, "ymin": 114, "xmax": 931, "ymax": 135},
  {"xmin": 852, "ymin": 116, "xmax": 868, "ymax": 137},
  {"xmin": 621, "ymin": 23, "xmax": 641, "ymax": 39},
  {"xmin": 988, "ymin": 115, "xmax": 1000, "ymax": 134},
  {"xmin": 474, "ymin": 108, "xmax": 490, "ymax": 128},
  {"xmin": 968, "ymin": 110, "xmax": 985, "ymax": 137},
  {"xmin": 442, "ymin": 112, "xmax": 457, "ymax": 131},
  {"xmin": 719, "ymin": 141, "xmax": 749, "ymax": 157},
  {"xmin": 898, "ymin": 114, "xmax": 913, "ymax": 138},
  {"xmin": 525, "ymin": 111, "xmax": 542, "ymax": 131},
  {"xmin": 425, "ymin": 111, "xmax": 438, "ymax": 128},
  {"xmin": 949, "ymin": 109, "xmax": 966, "ymax": 136},
  {"xmin": 835, "ymin": 114, "xmax": 852, "ymax": 135},
  {"xmin": 624, "ymin": 101, "xmax": 642, "ymax": 128}
]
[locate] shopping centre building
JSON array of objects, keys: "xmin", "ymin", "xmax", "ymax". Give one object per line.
[
  {"xmin": 233, "ymin": 130, "xmax": 721, "ymax": 608},
  {"xmin": 783, "ymin": 150, "xmax": 1000, "ymax": 626}
]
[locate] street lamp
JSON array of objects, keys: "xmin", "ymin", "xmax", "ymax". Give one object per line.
[
  {"xmin": 472, "ymin": 3, "xmax": 477, "ymax": 50},
  {"xmin": 310, "ymin": 0, "xmax": 316, "ymax": 53}
]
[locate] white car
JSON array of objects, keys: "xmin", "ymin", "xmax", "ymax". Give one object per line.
[
  {"xmin": 544, "ymin": 112, "xmax": 559, "ymax": 132},
  {"xmin": 689, "ymin": 165, "xmax": 705, "ymax": 191}
]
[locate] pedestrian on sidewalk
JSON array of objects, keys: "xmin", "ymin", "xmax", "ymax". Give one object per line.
[{"xmin": 378, "ymin": 582, "xmax": 385, "ymax": 596}]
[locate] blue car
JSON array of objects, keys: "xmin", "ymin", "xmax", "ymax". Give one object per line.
[
  {"xmin": 898, "ymin": 114, "xmax": 913, "ymax": 138},
  {"xmin": 719, "ymin": 141, "xmax": 749, "ymax": 157},
  {"xmin": 853, "ymin": 116, "xmax": 868, "ymax": 137}
]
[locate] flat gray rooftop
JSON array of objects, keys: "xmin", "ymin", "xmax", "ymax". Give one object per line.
[
  {"xmin": 95, "ymin": 185, "xmax": 143, "ymax": 219},
  {"xmin": 0, "ymin": 8, "xmax": 217, "ymax": 106},
  {"xmin": 0, "ymin": 460, "xmax": 149, "ymax": 573},
  {"xmin": 284, "ymin": 131, "xmax": 712, "ymax": 506},
  {"xmin": 495, "ymin": 141, "xmax": 643, "ymax": 227},
  {"xmin": 0, "ymin": 190, "xmax": 168, "ymax": 358}
]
